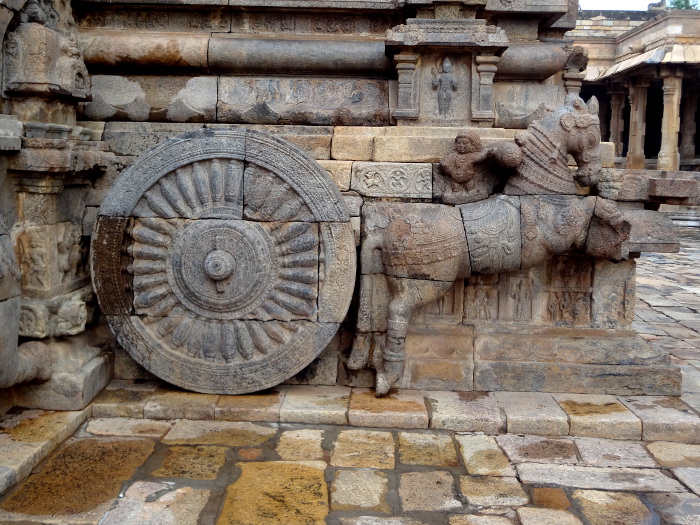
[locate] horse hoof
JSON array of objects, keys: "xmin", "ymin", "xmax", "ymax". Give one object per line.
[{"xmin": 375, "ymin": 373, "xmax": 391, "ymax": 397}]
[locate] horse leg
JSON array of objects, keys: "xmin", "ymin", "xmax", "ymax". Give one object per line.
[{"xmin": 376, "ymin": 276, "xmax": 454, "ymax": 396}]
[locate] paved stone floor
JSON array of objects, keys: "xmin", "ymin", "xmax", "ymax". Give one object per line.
[{"xmin": 0, "ymin": 227, "xmax": 699, "ymax": 525}]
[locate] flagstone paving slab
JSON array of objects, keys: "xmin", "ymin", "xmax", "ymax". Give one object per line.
[
  {"xmin": 575, "ymin": 437, "xmax": 657, "ymax": 468},
  {"xmin": 496, "ymin": 434, "xmax": 577, "ymax": 465},
  {"xmin": 90, "ymin": 381, "xmax": 158, "ymax": 418},
  {"xmin": 143, "ymin": 388, "xmax": 218, "ymax": 420},
  {"xmin": 162, "ymin": 420, "xmax": 276, "ymax": 447},
  {"xmin": 340, "ymin": 518, "xmax": 429, "ymax": 525},
  {"xmin": 99, "ymin": 481, "xmax": 210, "ymax": 525},
  {"xmin": 0, "ymin": 467, "xmax": 15, "ymax": 497},
  {"xmin": 280, "ymin": 385, "xmax": 350, "ymax": 425},
  {"xmin": 400, "ymin": 470, "xmax": 462, "ymax": 511},
  {"xmin": 459, "ymin": 475, "xmax": 529, "ymax": 507},
  {"xmin": 553, "ymin": 393, "xmax": 641, "ymax": 440},
  {"xmin": 217, "ymin": 461, "xmax": 328, "ymax": 525},
  {"xmin": 86, "ymin": 417, "xmax": 171, "ymax": 438},
  {"xmin": 571, "ymin": 490, "xmax": 656, "ymax": 525},
  {"xmin": 619, "ymin": 396, "xmax": 700, "ymax": 443},
  {"xmin": 493, "ymin": 392, "xmax": 569, "ymax": 436},
  {"xmin": 455, "ymin": 434, "xmax": 515, "ymax": 476},
  {"xmin": 643, "ymin": 492, "xmax": 700, "ymax": 524},
  {"xmin": 516, "ymin": 507, "xmax": 583, "ymax": 525},
  {"xmin": 276, "ymin": 428, "xmax": 324, "ymax": 461},
  {"xmin": 0, "ymin": 437, "xmax": 154, "ymax": 524},
  {"xmin": 673, "ymin": 467, "xmax": 700, "ymax": 497},
  {"xmin": 0, "ymin": 439, "xmax": 47, "ymax": 488},
  {"xmin": 331, "ymin": 429, "xmax": 395, "ymax": 469},
  {"xmin": 448, "ymin": 516, "xmax": 515, "ymax": 525},
  {"xmin": 331, "ymin": 469, "xmax": 390, "ymax": 512},
  {"xmin": 647, "ymin": 441, "xmax": 700, "ymax": 467},
  {"xmin": 426, "ymin": 391, "xmax": 505, "ymax": 433},
  {"xmin": 517, "ymin": 463, "xmax": 686, "ymax": 492},
  {"xmin": 399, "ymin": 431, "xmax": 460, "ymax": 467},
  {"xmin": 215, "ymin": 387, "xmax": 286, "ymax": 422},
  {"xmin": 0, "ymin": 409, "xmax": 90, "ymax": 496},
  {"xmin": 349, "ymin": 388, "xmax": 428, "ymax": 428}
]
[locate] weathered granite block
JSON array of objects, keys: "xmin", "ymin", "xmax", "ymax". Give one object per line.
[
  {"xmin": 82, "ymin": 76, "xmax": 217, "ymax": 122},
  {"xmin": 218, "ymin": 77, "xmax": 389, "ymax": 126},
  {"xmin": 476, "ymin": 361, "xmax": 681, "ymax": 396}
]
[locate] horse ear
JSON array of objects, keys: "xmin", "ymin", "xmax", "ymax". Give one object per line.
[{"xmin": 587, "ymin": 96, "xmax": 600, "ymax": 117}]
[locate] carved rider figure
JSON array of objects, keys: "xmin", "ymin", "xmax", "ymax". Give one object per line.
[{"xmin": 439, "ymin": 131, "xmax": 496, "ymax": 204}]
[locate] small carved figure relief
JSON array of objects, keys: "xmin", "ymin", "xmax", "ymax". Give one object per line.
[
  {"xmin": 432, "ymin": 57, "xmax": 458, "ymax": 117},
  {"xmin": 57, "ymin": 223, "xmax": 82, "ymax": 284},
  {"xmin": 17, "ymin": 228, "xmax": 49, "ymax": 290},
  {"xmin": 20, "ymin": 0, "xmax": 58, "ymax": 27},
  {"xmin": 439, "ymin": 131, "xmax": 495, "ymax": 204},
  {"xmin": 438, "ymin": 133, "xmax": 522, "ymax": 205},
  {"xmin": 5, "ymin": 0, "xmax": 90, "ymax": 100}
]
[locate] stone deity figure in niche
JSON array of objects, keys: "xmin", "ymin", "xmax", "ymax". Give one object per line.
[{"xmin": 432, "ymin": 57, "xmax": 458, "ymax": 117}]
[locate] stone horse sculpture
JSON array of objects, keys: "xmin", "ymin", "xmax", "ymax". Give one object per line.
[{"xmin": 349, "ymin": 94, "xmax": 632, "ymax": 396}]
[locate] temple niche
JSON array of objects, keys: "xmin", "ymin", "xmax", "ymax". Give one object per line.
[{"xmin": 0, "ymin": 0, "xmax": 698, "ymax": 411}]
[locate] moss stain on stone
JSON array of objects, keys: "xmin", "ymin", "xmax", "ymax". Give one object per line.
[
  {"xmin": 516, "ymin": 439, "xmax": 577, "ymax": 461},
  {"xmin": 152, "ymin": 445, "xmax": 226, "ymax": 480},
  {"xmin": 352, "ymin": 391, "xmax": 423, "ymax": 413},
  {"xmin": 163, "ymin": 429, "xmax": 274, "ymax": 448},
  {"xmin": 0, "ymin": 438, "xmax": 154, "ymax": 516},
  {"xmin": 2, "ymin": 411, "xmax": 68, "ymax": 443},
  {"xmin": 558, "ymin": 401, "xmax": 628, "ymax": 416},
  {"xmin": 468, "ymin": 449, "xmax": 510, "ymax": 471}
]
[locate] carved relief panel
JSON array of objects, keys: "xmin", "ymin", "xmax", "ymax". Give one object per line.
[{"xmin": 91, "ymin": 129, "xmax": 355, "ymax": 394}]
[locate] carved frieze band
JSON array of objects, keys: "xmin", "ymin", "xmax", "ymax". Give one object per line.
[{"xmin": 351, "ymin": 162, "xmax": 432, "ymax": 198}]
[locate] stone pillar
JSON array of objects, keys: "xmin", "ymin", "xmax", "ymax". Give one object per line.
[
  {"xmin": 563, "ymin": 71, "xmax": 585, "ymax": 96},
  {"xmin": 608, "ymin": 86, "xmax": 626, "ymax": 157},
  {"xmin": 472, "ymin": 54, "xmax": 499, "ymax": 127},
  {"xmin": 392, "ymin": 53, "xmax": 420, "ymax": 123},
  {"xmin": 658, "ymin": 67, "xmax": 683, "ymax": 171},
  {"xmin": 626, "ymin": 77, "xmax": 650, "ymax": 170},
  {"xmin": 680, "ymin": 84, "xmax": 697, "ymax": 161}
]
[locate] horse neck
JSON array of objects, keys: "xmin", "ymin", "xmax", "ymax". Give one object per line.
[{"xmin": 505, "ymin": 122, "xmax": 578, "ymax": 195}]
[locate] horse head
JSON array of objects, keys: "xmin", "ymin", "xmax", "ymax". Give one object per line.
[{"xmin": 557, "ymin": 94, "xmax": 602, "ymax": 189}]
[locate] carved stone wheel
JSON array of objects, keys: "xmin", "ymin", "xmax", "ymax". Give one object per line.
[{"xmin": 91, "ymin": 129, "xmax": 356, "ymax": 394}]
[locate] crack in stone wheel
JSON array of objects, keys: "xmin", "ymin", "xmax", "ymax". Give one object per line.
[{"xmin": 91, "ymin": 129, "xmax": 355, "ymax": 394}]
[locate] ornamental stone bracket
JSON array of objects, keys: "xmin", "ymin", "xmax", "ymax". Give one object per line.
[
  {"xmin": 385, "ymin": 5, "xmax": 508, "ymax": 126},
  {"xmin": 3, "ymin": 0, "xmax": 89, "ymax": 101}
]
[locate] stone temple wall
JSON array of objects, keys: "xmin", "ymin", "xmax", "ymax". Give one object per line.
[{"xmin": 0, "ymin": 0, "xmax": 690, "ymax": 411}]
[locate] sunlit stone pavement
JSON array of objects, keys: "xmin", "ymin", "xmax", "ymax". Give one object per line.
[{"xmin": 0, "ymin": 227, "xmax": 699, "ymax": 524}]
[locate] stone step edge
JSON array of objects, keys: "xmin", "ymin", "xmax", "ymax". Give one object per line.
[{"xmin": 90, "ymin": 383, "xmax": 700, "ymax": 444}]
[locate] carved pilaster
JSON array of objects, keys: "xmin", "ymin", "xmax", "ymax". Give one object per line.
[
  {"xmin": 392, "ymin": 53, "xmax": 420, "ymax": 122},
  {"xmin": 607, "ymin": 86, "xmax": 626, "ymax": 158},
  {"xmin": 8, "ymin": 133, "xmax": 112, "ymax": 337},
  {"xmin": 658, "ymin": 67, "xmax": 682, "ymax": 171},
  {"xmin": 472, "ymin": 54, "xmax": 499, "ymax": 127}
]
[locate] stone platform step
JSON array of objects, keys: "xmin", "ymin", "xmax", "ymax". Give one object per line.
[
  {"xmin": 4, "ymin": 380, "xmax": 700, "ymax": 498},
  {"xmin": 91, "ymin": 381, "xmax": 700, "ymax": 443}
]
